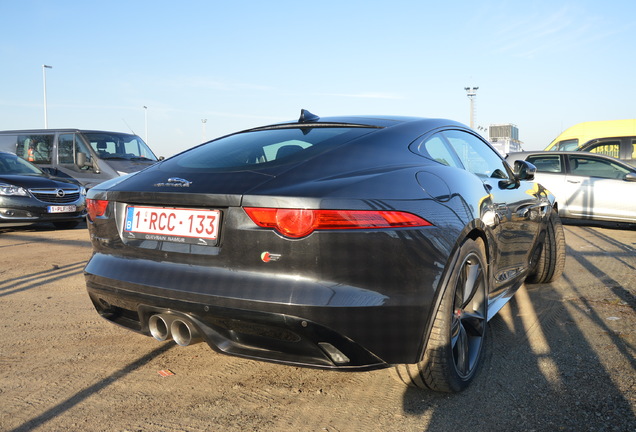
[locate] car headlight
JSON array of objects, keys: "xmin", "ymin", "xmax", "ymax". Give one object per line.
[{"xmin": 0, "ymin": 183, "xmax": 30, "ymax": 197}]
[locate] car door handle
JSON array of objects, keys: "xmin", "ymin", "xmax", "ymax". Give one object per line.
[{"xmin": 567, "ymin": 179, "xmax": 581, "ymax": 184}]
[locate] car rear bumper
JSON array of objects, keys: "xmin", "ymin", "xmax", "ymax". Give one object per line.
[{"xmin": 84, "ymin": 253, "xmax": 434, "ymax": 369}]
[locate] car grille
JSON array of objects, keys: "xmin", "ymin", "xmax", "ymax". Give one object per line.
[{"xmin": 30, "ymin": 188, "xmax": 81, "ymax": 204}]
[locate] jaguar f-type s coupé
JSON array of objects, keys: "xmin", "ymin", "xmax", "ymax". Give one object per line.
[{"xmin": 84, "ymin": 110, "xmax": 565, "ymax": 392}]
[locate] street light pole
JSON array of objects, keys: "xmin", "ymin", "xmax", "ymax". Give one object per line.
[
  {"xmin": 201, "ymin": 119, "xmax": 207, "ymax": 142},
  {"xmin": 143, "ymin": 106, "xmax": 148, "ymax": 143},
  {"xmin": 42, "ymin": 65, "xmax": 53, "ymax": 128},
  {"xmin": 464, "ymin": 86, "xmax": 478, "ymax": 129}
]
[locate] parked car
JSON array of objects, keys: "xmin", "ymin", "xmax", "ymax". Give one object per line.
[
  {"xmin": 507, "ymin": 151, "xmax": 636, "ymax": 224},
  {"xmin": 544, "ymin": 119, "xmax": 636, "ymax": 165},
  {"xmin": 84, "ymin": 111, "xmax": 565, "ymax": 393},
  {"xmin": 0, "ymin": 151, "xmax": 86, "ymax": 229},
  {"xmin": 0, "ymin": 129, "xmax": 160, "ymax": 188}
]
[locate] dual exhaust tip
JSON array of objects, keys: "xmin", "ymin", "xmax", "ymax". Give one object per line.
[{"xmin": 148, "ymin": 314, "xmax": 202, "ymax": 346}]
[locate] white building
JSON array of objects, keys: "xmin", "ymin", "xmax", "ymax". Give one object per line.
[{"xmin": 488, "ymin": 124, "xmax": 524, "ymax": 156}]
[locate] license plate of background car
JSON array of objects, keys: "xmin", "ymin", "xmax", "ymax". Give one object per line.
[
  {"xmin": 124, "ymin": 206, "xmax": 220, "ymax": 245},
  {"xmin": 48, "ymin": 205, "xmax": 76, "ymax": 213}
]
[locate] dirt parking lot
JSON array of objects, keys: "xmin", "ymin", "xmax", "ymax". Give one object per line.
[{"xmin": 0, "ymin": 222, "xmax": 635, "ymax": 431}]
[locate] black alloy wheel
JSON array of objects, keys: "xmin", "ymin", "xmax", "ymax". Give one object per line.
[
  {"xmin": 526, "ymin": 209, "xmax": 566, "ymax": 284},
  {"xmin": 393, "ymin": 237, "xmax": 488, "ymax": 392},
  {"xmin": 449, "ymin": 247, "xmax": 487, "ymax": 380}
]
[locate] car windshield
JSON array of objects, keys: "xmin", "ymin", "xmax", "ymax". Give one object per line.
[
  {"xmin": 551, "ymin": 139, "xmax": 579, "ymax": 151},
  {"xmin": 162, "ymin": 126, "xmax": 377, "ymax": 171},
  {"xmin": 84, "ymin": 132, "xmax": 158, "ymax": 161},
  {"xmin": 0, "ymin": 153, "xmax": 44, "ymax": 175}
]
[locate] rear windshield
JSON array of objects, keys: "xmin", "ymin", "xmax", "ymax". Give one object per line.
[{"xmin": 161, "ymin": 127, "xmax": 376, "ymax": 171}]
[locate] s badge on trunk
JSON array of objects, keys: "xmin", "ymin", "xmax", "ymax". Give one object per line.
[{"xmin": 261, "ymin": 252, "xmax": 282, "ymax": 262}]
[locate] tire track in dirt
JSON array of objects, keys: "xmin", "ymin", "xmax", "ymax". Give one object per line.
[{"xmin": 126, "ymin": 420, "xmax": 218, "ymax": 432}]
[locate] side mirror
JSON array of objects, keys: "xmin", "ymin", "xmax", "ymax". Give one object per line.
[
  {"xmin": 625, "ymin": 173, "xmax": 636, "ymax": 182},
  {"xmin": 513, "ymin": 160, "xmax": 536, "ymax": 181},
  {"xmin": 76, "ymin": 152, "xmax": 87, "ymax": 167},
  {"xmin": 76, "ymin": 152, "xmax": 94, "ymax": 169}
]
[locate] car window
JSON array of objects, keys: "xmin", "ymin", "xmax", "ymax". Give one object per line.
[
  {"xmin": 568, "ymin": 155, "xmax": 631, "ymax": 179},
  {"xmin": 15, "ymin": 134, "xmax": 54, "ymax": 164},
  {"xmin": 165, "ymin": 127, "xmax": 375, "ymax": 171},
  {"xmin": 443, "ymin": 130, "xmax": 510, "ymax": 179},
  {"xmin": 526, "ymin": 155, "xmax": 563, "ymax": 173},
  {"xmin": 84, "ymin": 132, "xmax": 157, "ymax": 161},
  {"xmin": 553, "ymin": 138, "xmax": 578, "ymax": 151},
  {"xmin": 583, "ymin": 140, "xmax": 621, "ymax": 159},
  {"xmin": 418, "ymin": 134, "xmax": 463, "ymax": 168},
  {"xmin": 59, "ymin": 134, "xmax": 94, "ymax": 165}
]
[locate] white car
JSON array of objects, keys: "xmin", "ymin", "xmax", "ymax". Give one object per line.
[{"xmin": 507, "ymin": 151, "xmax": 636, "ymax": 223}]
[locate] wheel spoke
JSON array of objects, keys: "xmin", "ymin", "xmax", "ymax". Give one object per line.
[
  {"xmin": 462, "ymin": 261, "xmax": 482, "ymax": 307},
  {"xmin": 452, "ymin": 322, "xmax": 469, "ymax": 375},
  {"xmin": 450, "ymin": 251, "xmax": 487, "ymax": 379},
  {"xmin": 460, "ymin": 311, "xmax": 485, "ymax": 337}
]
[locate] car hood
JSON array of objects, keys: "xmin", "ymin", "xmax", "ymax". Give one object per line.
[{"xmin": 0, "ymin": 174, "xmax": 80, "ymax": 189}]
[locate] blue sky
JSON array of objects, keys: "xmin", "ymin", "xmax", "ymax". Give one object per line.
[{"xmin": 1, "ymin": 0, "xmax": 635, "ymax": 157}]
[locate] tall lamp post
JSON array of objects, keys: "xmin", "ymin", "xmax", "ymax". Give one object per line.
[
  {"xmin": 143, "ymin": 106, "xmax": 148, "ymax": 143},
  {"xmin": 42, "ymin": 65, "xmax": 53, "ymax": 128},
  {"xmin": 464, "ymin": 86, "xmax": 478, "ymax": 129},
  {"xmin": 201, "ymin": 119, "xmax": 207, "ymax": 142}
]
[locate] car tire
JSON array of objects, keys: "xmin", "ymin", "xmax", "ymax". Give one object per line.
[
  {"xmin": 52, "ymin": 221, "xmax": 80, "ymax": 230},
  {"xmin": 393, "ymin": 237, "xmax": 488, "ymax": 392},
  {"xmin": 526, "ymin": 210, "xmax": 565, "ymax": 284}
]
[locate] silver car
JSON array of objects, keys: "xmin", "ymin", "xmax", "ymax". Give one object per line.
[{"xmin": 507, "ymin": 151, "xmax": 636, "ymax": 223}]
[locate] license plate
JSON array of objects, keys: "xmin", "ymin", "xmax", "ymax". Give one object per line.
[
  {"xmin": 48, "ymin": 205, "xmax": 77, "ymax": 213},
  {"xmin": 124, "ymin": 206, "xmax": 220, "ymax": 246}
]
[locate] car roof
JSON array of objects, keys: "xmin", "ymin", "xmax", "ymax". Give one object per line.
[
  {"xmin": 509, "ymin": 150, "xmax": 619, "ymax": 159},
  {"xmin": 238, "ymin": 110, "xmax": 467, "ymax": 133},
  {"xmin": 507, "ymin": 150, "xmax": 635, "ymax": 167},
  {"xmin": 0, "ymin": 129, "xmax": 139, "ymax": 135}
]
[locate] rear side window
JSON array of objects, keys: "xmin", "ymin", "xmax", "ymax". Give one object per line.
[
  {"xmin": 164, "ymin": 127, "xmax": 376, "ymax": 171},
  {"xmin": 526, "ymin": 155, "xmax": 563, "ymax": 173},
  {"xmin": 418, "ymin": 134, "xmax": 463, "ymax": 168},
  {"xmin": 15, "ymin": 134, "xmax": 54, "ymax": 164},
  {"xmin": 583, "ymin": 140, "xmax": 621, "ymax": 159},
  {"xmin": 443, "ymin": 130, "xmax": 511, "ymax": 179}
]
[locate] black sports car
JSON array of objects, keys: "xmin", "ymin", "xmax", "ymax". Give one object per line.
[
  {"xmin": 84, "ymin": 110, "xmax": 565, "ymax": 392},
  {"xmin": 0, "ymin": 151, "xmax": 86, "ymax": 229}
]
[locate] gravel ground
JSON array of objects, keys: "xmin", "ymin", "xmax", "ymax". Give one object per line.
[{"xmin": 0, "ymin": 222, "xmax": 634, "ymax": 432}]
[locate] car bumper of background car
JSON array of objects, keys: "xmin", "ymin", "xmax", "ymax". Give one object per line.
[
  {"xmin": 84, "ymin": 252, "xmax": 435, "ymax": 370},
  {"xmin": 0, "ymin": 204, "xmax": 86, "ymax": 223}
]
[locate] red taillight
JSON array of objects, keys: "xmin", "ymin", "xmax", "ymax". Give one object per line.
[
  {"xmin": 243, "ymin": 207, "xmax": 431, "ymax": 238},
  {"xmin": 86, "ymin": 199, "xmax": 109, "ymax": 221}
]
